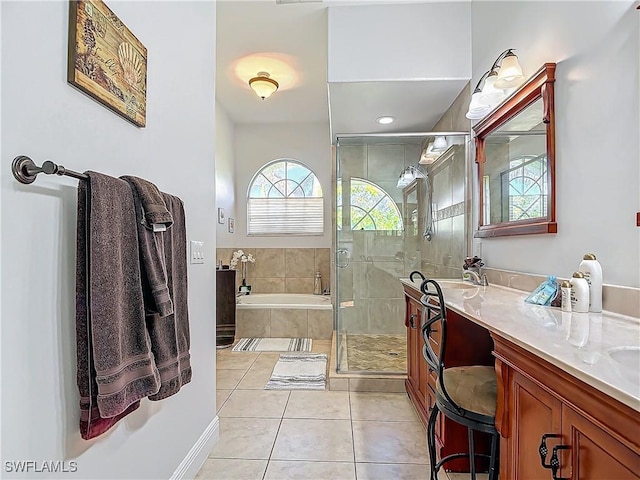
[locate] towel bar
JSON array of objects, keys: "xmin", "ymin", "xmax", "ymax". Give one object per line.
[{"xmin": 12, "ymin": 155, "xmax": 88, "ymax": 184}]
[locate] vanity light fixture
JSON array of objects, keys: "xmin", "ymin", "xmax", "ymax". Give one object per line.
[
  {"xmin": 432, "ymin": 135, "xmax": 448, "ymax": 151},
  {"xmin": 466, "ymin": 71, "xmax": 493, "ymax": 120},
  {"xmin": 396, "ymin": 165, "xmax": 426, "ymax": 189},
  {"xmin": 494, "ymin": 50, "xmax": 525, "ymax": 88},
  {"xmin": 468, "ymin": 49, "xmax": 526, "ymax": 119},
  {"xmin": 249, "ymin": 71, "xmax": 279, "ymax": 100},
  {"xmin": 377, "ymin": 116, "xmax": 395, "ymax": 125},
  {"xmin": 479, "ymin": 71, "xmax": 506, "ymax": 106}
]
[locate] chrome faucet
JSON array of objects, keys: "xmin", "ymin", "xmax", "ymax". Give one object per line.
[{"xmin": 462, "ymin": 269, "xmax": 489, "ymax": 286}]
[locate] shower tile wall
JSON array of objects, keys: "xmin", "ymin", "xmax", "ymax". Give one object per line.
[
  {"xmin": 216, "ymin": 248, "xmax": 330, "ymax": 295},
  {"xmin": 420, "ymin": 146, "xmax": 467, "ymax": 279},
  {"xmin": 420, "ymin": 84, "xmax": 471, "ymax": 279}
]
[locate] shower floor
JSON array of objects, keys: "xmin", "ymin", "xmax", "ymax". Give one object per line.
[{"xmin": 344, "ymin": 333, "xmax": 407, "ymax": 373}]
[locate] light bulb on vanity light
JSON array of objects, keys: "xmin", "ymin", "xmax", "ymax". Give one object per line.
[
  {"xmin": 494, "ymin": 50, "xmax": 525, "ymax": 88},
  {"xmin": 479, "ymin": 72, "xmax": 507, "ymax": 106},
  {"xmin": 432, "ymin": 136, "xmax": 448, "ymax": 151}
]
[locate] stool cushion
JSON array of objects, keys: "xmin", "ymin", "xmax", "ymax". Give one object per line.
[{"xmin": 436, "ymin": 365, "xmax": 497, "ymax": 417}]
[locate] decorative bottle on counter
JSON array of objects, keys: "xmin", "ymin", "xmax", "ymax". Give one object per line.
[
  {"xmin": 579, "ymin": 253, "xmax": 603, "ymax": 313},
  {"xmin": 561, "ymin": 280, "xmax": 572, "ymax": 312},
  {"xmin": 313, "ymin": 270, "xmax": 322, "ymax": 295},
  {"xmin": 570, "ymin": 272, "xmax": 589, "ymax": 313}
]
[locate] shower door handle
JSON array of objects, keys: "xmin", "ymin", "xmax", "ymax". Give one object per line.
[{"xmin": 336, "ymin": 249, "xmax": 350, "ymax": 268}]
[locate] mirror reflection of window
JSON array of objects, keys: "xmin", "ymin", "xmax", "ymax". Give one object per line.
[{"xmin": 502, "ymin": 155, "xmax": 548, "ymax": 221}]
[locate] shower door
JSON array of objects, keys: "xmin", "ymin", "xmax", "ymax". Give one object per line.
[{"xmin": 334, "ymin": 136, "xmax": 414, "ymax": 374}]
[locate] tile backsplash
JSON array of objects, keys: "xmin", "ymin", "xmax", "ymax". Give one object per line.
[{"xmin": 216, "ymin": 247, "xmax": 330, "ymax": 295}]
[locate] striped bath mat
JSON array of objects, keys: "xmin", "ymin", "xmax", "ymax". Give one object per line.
[
  {"xmin": 232, "ymin": 337, "xmax": 312, "ymax": 353},
  {"xmin": 265, "ymin": 353, "xmax": 327, "ymax": 390}
]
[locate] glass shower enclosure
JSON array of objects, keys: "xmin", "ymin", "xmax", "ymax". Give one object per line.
[{"xmin": 334, "ymin": 133, "xmax": 469, "ymax": 374}]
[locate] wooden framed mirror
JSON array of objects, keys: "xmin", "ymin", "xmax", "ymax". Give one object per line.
[{"xmin": 474, "ymin": 63, "xmax": 556, "ymax": 238}]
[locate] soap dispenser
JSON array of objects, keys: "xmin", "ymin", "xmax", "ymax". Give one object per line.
[{"xmin": 313, "ymin": 270, "xmax": 322, "ymax": 295}]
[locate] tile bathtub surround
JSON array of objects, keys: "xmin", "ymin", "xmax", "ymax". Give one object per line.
[
  {"xmin": 216, "ymin": 248, "xmax": 330, "ymax": 294},
  {"xmin": 236, "ymin": 308, "xmax": 333, "ymax": 340}
]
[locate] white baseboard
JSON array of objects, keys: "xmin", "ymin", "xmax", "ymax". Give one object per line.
[{"xmin": 170, "ymin": 416, "xmax": 220, "ymax": 480}]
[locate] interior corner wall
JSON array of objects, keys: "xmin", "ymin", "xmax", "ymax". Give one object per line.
[
  {"xmin": 1, "ymin": 2, "xmax": 217, "ymax": 478},
  {"xmin": 235, "ymin": 122, "xmax": 332, "ymax": 248},
  {"xmin": 471, "ymin": 1, "xmax": 640, "ymax": 288},
  {"xmin": 216, "ymin": 103, "xmax": 237, "ymax": 248},
  {"xmin": 327, "ymin": 2, "xmax": 471, "ymax": 82}
]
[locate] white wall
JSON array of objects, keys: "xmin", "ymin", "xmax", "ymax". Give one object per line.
[
  {"xmin": 235, "ymin": 122, "xmax": 332, "ymax": 248},
  {"xmin": 1, "ymin": 2, "xmax": 217, "ymax": 478},
  {"xmin": 216, "ymin": 103, "xmax": 237, "ymax": 248},
  {"xmin": 471, "ymin": 1, "xmax": 640, "ymax": 288},
  {"xmin": 328, "ymin": 2, "xmax": 471, "ymax": 82}
]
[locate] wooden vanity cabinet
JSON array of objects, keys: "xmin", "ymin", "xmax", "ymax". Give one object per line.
[
  {"xmin": 403, "ymin": 286, "xmax": 495, "ymax": 471},
  {"xmin": 494, "ymin": 337, "xmax": 640, "ymax": 480}
]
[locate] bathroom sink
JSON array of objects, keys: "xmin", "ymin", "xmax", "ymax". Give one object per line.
[
  {"xmin": 607, "ymin": 346, "xmax": 640, "ymax": 367},
  {"xmin": 607, "ymin": 346, "xmax": 640, "ymax": 384}
]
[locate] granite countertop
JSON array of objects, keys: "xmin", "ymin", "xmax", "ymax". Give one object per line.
[{"xmin": 400, "ymin": 277, "xmax": 640, "ymax": 412}]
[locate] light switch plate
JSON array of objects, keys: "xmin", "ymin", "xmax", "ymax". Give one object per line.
[{"xmin": 190, "ymin": 240, "xmax": 205, "ymax": 264}]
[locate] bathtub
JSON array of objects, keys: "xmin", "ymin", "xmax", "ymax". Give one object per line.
[
  {"xmin": 237, "ymin": 293, "xmax": 332, "ymax": 310},
  {"xmin": 235, "ymin": 294, "xmax": 333, "ymax": 340}
]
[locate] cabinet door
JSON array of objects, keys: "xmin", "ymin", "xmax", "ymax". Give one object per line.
[
  {"xmin": 561, "ymin": 405, "xmax": 640, "ymax": 480},
  {"xmin": 406, "ymin": 299, "xmax": 424, "ymax": 409},
  {"xmin": 507, "ymin": 370, "xmax": 562, "ymax": 480}
]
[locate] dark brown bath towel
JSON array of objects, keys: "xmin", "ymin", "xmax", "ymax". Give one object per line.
[
  {"xmin": 120, "ymin": 175, "xmax": 173, "ymax": 229},
  {"xmin": 121, "ymin": 176, "xmax": 173, "ymax": 317},
  {"xmin": 147, "ymin": 192, "xmax": 192, "ymax": 400},
  {"xmin": 76, "ymin": 172, "xmax": 161, "ymax": 440}
]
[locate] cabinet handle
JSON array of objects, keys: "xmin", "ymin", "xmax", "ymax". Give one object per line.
[
  {"xmin": 539, "ymin": 434, "xmax": 570, "ymax": 480},
  {"xmin": 409, "ymin": 313, "xmax": 417, "ymax": 329}
]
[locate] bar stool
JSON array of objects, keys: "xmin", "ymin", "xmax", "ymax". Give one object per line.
[{"xmin": 417, "ymin": 275, "xmax": 499, "ymax": 480}]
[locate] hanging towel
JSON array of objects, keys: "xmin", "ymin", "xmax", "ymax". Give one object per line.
[
  {"xmin": 76, "ymin": 172, "xmax": 161, "ymax": 440},
  {"xmin": 120, "ymin": 175, "xmax": 173, "ymax": 230},
  {"xmin": 121, "ymin": 176, "xmax": 173, "ymax": 317},
  {"xmin": 147, "ymin": 192, "xmax": 192, "ymax": 400}
]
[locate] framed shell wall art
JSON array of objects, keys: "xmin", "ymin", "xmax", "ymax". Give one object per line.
[{"xmin": 67, "ymin": 0, "xmax": 147, "ymax": 127}]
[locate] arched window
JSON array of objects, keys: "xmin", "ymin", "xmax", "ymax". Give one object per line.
[
  {"xmin": 247, "ymin": 159, "xmax": 324, "ymax": 235},
  {"xmin": 336, "ymin": 178, "xmax": 403, "ymax": 231}
]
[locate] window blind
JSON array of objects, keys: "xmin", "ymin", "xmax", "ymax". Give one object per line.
[{"xmin": 248, "ymin": 198, "xmax": 324, "ymax": 235}]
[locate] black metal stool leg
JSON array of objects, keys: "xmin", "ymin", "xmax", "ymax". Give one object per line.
[
  {"xmin": 488, "ymin": 432, "xmax": 499, "ymax": 480},
  {"xmin": 468, "ymin": 427, "xmax": 476, "ymax": 480},
  {"xmin": 427, "ymin": 406, "xmax": 439, "ymax": 480}
]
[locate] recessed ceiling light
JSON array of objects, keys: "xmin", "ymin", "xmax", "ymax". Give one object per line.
[{"xmin": 376, "ymin": 116, "xmax": 395, "ymax": 125}]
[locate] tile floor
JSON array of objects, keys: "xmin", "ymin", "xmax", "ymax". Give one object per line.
[{"xmin": 198, "ymin": 340, "xmax": 489, "ymax": 480}]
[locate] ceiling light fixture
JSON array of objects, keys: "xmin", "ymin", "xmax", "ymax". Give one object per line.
[
  {"xmin": 377, "ymin": 116, "xmax": 395, "ymax": 125},
  {"xmin": 249, "ymin": 71, "xmax": 279, "ymax": 100}
]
